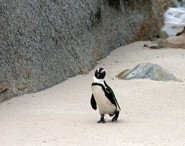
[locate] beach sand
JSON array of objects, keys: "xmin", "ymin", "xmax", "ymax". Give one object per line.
[{"xmin": 0, "ymin": 41, "xmax": 185, "ymax": 146}]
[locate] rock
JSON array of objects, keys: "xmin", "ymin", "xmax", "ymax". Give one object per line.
[
  {"xmin": 144, "ymin": 41, "xmax": 161, "ymax": 49},
  {"xmin": 116, "ymin": 69, "xmax": 130, "ymax": 79},
  {"xmin": 144, "ymin": 29, "xmax": 185, "ymax": 49},
  {"xmin": 151, "ymin": 37, "xmax": 185, "ymax": 49},
  {"xmin": 80, "ymin": 64, "xmax": 89, "ymax": 75},
  {"xmin": 176, "ymin": 27, "xmax": 185, "ymax": 36},
  {"xmin": 0, "ymin": 81, "xmax": 9, "ymax": 93},
  {"xmin": 171, "ymin": 0, "xmax": 185, "ymax": 7},
  {"xmin": 118, "ymin": 63, "xmax": 180, "ymax": 82},
  {"xmin": 16, "ymin": 82, "xmax": 30, "ymax": 90},
  {"xmin": 0, "ymin": 0, "xmax": 172, "ymax": 102},
  {"xmin": 159, "ymin": 30, "xmax": 169, "ymax": 39}
]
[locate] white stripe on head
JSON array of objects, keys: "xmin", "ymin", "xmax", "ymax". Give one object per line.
[
  {"xmin": 93, "ymin": 76, "xmax": 105, "ymax": 85},
  {"xmin": 101, "ymin": 69, "xmax": 105, "ymax": 73}
]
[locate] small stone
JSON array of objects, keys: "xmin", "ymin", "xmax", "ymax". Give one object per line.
[
  {"xmin": 80, "ymin": 64, "xmax": 89, "ymax": 75},
  {"xmin": 0, "ymin": 81, "xmax": 9, "ymax": 93},
  {"xmin": 116, "ymin": 69, "xmax": 130, "ymax": 79},
  {"xmin": 16, "ymin": 82, "xmax": 30, "ymax": 90}
]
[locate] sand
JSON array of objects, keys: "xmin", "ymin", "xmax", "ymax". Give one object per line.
[{"xmin": 0, "ymin": 41, "xmax": 185, "ymax": 146}]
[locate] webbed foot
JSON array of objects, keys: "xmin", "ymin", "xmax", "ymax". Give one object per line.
[
  {"xmin": 97, "ymin": 114, "xmax": 106, "ymax": 123},
  {"xmin": 112, "ymin": 111, "xmax": 119, "ymax": 122}
]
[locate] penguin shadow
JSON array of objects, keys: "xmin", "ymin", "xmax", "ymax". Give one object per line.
[
  {"xmin": 102, "ymin": 118, "xmax": 127, "ymax": 124},
  {"xmin": 87, "ymin": 118, "xmax": 127, "ymax": 125}
]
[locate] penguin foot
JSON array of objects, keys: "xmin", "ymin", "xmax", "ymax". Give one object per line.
[
  {"xmin": 97, "ymin": 114, "xmax": 106, "ymax": 123},
  {"xmin": 97, "ymin": 119, "xmax": 106, "ymax": 123},
  {"xmin": 112, "ymin": 111, "xmax": 119, "ymax": 122},
  {"xmin": 112, "ymin": 116, "xmax": 117, "ymax": 122}
]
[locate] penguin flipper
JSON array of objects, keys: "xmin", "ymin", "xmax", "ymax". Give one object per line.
[
  {"xmin": 90, "ymin": 94, "xmax": 97, "ymax": 110},
  {"xmin": 104, "ymin": 81, "xmax": 116, "ymax": 106},
  {"xmin": 104, "ymin": 81, "xmax": 121, "ymax": 111}
]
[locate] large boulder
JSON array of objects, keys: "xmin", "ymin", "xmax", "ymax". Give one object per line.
[
  {"xmin": 117, "ymin": 63, "xmax": 180, "ymax": 82},
  {"xmin": 0, "ymin": 0, "xmax": 172, "ymax": 102}
]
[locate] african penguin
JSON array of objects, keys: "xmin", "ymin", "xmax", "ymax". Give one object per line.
[{"xmin": 90, "ymin": 67, "xmax": 121, "ymax": 123}]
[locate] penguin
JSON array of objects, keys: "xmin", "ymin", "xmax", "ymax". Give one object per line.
[{"xmin": 90, "ymin": 67, "xmax": 121, "ymax": 123}]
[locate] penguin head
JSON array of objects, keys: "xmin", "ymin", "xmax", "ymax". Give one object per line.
[{"xmin": 94, "ymin": 67, "xmax": 106, "ymax": 79}]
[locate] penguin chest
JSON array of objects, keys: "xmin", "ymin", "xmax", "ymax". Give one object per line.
[{"xmin": 92, "ymin": 85, "xmax": 116, "ymax": 114}]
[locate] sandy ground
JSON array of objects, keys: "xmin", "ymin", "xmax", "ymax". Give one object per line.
[{"xmin": 1, "ymin": 41, "xmax": 185, "ymax": 146}]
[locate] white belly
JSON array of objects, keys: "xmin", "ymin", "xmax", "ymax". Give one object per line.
[{"xmin": 92, "ymin": 85, "xmax": 116, "ymax": 115}]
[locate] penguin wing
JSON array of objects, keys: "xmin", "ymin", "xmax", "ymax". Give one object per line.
[
  {"xmin": 104, "ymin": 81, "xmax": 121, "ymax": 110},
  {"xmin": 90, "ymin": 94, "xmax": 97, "ymax": 110}
]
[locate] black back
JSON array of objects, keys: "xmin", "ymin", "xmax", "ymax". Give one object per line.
[{"xmin": 104, "ymin": 81, "xmax": 121, "ymax": 110}]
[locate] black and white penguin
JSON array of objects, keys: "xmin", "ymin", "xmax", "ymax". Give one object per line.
[{"xmin": 90, "ymin": 67, "xmax": 121, "ymax": 123}]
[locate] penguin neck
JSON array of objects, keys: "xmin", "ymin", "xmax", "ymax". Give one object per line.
[{"xmin": 93, "ymin": 76, "xmax": 105, "ymax": 85}]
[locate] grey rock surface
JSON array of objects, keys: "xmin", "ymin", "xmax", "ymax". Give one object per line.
[
  {"xmin": 122, "ymin": 63, "xmax": 180, "ymax": 81},
  {"xmin": 0, "ymin": 0, "xmax": 171, "ymax": 102},
  {"xmin": 171, "ymin": 0, "xmax": 185, "ymax": 7}
]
